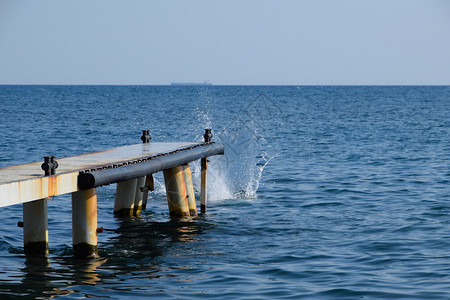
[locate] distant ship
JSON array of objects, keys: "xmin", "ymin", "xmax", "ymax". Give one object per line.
[{"xmin": 171, "ymin": 81, "xmax": 212, "ymax": 86}]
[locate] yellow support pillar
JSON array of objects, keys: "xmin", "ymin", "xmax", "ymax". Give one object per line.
[
  {"xmin": 182, "ymin": 164, "xmax": 197, "ymax": 216},
  {"xmin": 200, "ymin": 158, "xmax": 208, "ymax": 213},
  {"xmin": 23, "ymin": 198, "xmax": 49, "ymax": 255},
  {"xmin": 134, "ymin": 177, "xmax": 145, "ymax": 216},
  {"xmin": 114, "ymin": 178, "xmax": 138, "ymax": 217},
  {"xmin": 142, "ymin": 174, "xmax": 154, "ymax": 211},
  {"xmin": 163, "ymin": 166, "xmax": 190, "ymax": 218},
  {"xmin": 201, "ymin": 128, "xmax": 212, "ymax": 214},
  {"xmin": 72, "ymin": 188, "xmax": 98, "ymax": 257}
]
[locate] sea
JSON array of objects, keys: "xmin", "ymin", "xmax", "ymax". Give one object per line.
[{"xmin": 0, "ymin": 85, "xmax": 449, "ymax": 299}]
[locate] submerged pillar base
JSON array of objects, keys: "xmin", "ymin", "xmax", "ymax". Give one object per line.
[
  {"xmin": 24, "ymin": 241, "xmax": 48, "ymax": 255},
  {"xmin": 114, "ymin": 208, "xmax": 134, "ymax": 217},
  {"xmin": 73, "ymin": 243, "xmax": 99, "ymax": 258}
]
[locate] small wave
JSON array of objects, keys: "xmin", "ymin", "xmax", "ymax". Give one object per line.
[
  {"xmin": 301, "ymin": 201, "xmax": 345, "ymax": 208},
  {"xmin": 315, "ymin": 288, "xmax": 412, "ymax": 299},
  {"xmin": 0, "ymin": 237, "xmax": 12, "ymax": 252},
  {"xmin": 322, "ymin": 188, "xmax": 367, "ymax": 194}
]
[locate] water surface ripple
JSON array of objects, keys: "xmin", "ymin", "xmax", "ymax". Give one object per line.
[{"xmin": 0, "ymin": 86, "xmax": 449, "ymax": 299}]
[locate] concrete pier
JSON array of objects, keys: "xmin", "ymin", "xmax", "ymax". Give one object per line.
[{"xmin": 0, "ymin": 130, "xmax": 223, "ymax": 256}]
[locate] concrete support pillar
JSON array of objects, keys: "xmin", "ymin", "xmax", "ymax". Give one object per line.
[
  {"xmin": 134, "ymin": 177, "xmax": 146, "ymax": 216},
  {"xmin": 163, "ymin": 166, "xmax": 190, "ymax": 218},
  {"xmin": 182, "ymin": 164, "xmax": 197, "ymax": 216},
  {"xmin": 200, "ymin": 158, "xmax": 208, "ymax": 213},
  {"xmin": 114, "ymin": 178, "xmax": 138, "ymax": 217},
  {"xmin": 72, "ymin": 188, "xmax": 98, "ymax": 257},
  {"xmin": 142, "ymin": 174, "xmax": 154, "ymax": 211},
  {"xmin": 23, "ymin": 198, "xmax": 48, "ymax": 255}
]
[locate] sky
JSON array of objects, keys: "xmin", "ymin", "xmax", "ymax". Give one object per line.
[{"xmin": 0, "ymin": 0, "xmax": 449, "ymax": 85}]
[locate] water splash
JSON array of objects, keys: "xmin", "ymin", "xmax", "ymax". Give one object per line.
[
  {"xmin": 192, "ymin": 109, "xmax": 278, "ymax": 200},
  {"xmin": 148, "ymin": 89, "xmax": 281, "ymax": 202},
  {"xmin": 210, "ymin": 134, "xmax": 276, "ymax": 200},
  {"xmin": 191, "ymin": 158, "xmax": 233, "ymax": 201},
  {"xmin": 194, "ymin": 89, "xmax": 213, "ymax": 130}
]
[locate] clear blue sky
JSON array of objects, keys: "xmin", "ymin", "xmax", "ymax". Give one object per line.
[{"xmin": 1, "ymin": 0, "xmax": 449, "ymax": 85}]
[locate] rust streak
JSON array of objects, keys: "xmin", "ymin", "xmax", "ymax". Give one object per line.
[{"xmin": 48, "ymin": 176, "xmax": 56, "ymax": 197}]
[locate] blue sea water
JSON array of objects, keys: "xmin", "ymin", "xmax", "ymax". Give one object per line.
[{"xmin": 0, "ymin": 85, "xmax": 449, "ymax": 299}]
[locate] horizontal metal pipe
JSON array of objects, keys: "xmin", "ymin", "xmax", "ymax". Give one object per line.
[{"xmin": 78, "ymin": 143, "xmax": 224, "ymax": 190}]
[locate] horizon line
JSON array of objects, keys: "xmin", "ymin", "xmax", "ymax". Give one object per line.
[{"xmin": 1, "ymin": 84, "xmax": 449, "ymax": 87}]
